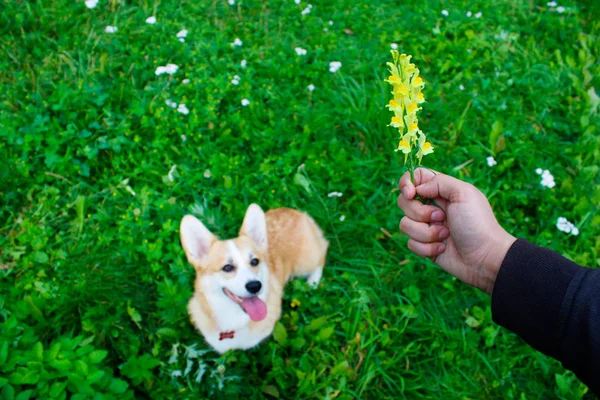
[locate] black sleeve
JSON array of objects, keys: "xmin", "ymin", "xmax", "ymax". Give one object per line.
[{"xmin": 491, "ymin": 239, "xmax": 600, "ymax": 395}]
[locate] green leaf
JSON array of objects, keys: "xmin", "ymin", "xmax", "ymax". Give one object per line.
[
  {"xmin": 272, "ymin": 322, "xmax": 287, "ymax": 345},
  {"xmin": 290, "ymin": 337, "xmax": 306, "ymax": 350},
  {"xmin": 87, "ymin": 369, "xmax": 105, "ymax": 385},
  {"xmin": 108, "ymin": 378, "xmax": 129, "ymax": 394},
  {"xmin": 465, "ymin": 316, "xmax": 480, "ymax": 328},
  {"xmin": 15, "ymin": 390, "xmax": 32, "ymax": 400},
  {"xmin": 88, "ymin": 350, "xmax": 108, "ymax": 364},
  {"xmin": 45, "ymin": 343, "xmax": 61, "ymax": 362},
  {"xmin": 306, "ymin": 317, "xmax": 327, "ymax": 332},
  {"xmin": 1, "ymin": 384, "xmax": 15, "ymax": 400},
  {"xmin": 263, "ymin": 385, "xmax": 280, "ymax": 398},
  {"xmin": 293, "ymin": 172, "xmax": 312, "ymax": 194},
  {"xmin": 50, "ymin": 359, "xmax": 73, "ymax": 371},
  {"xmin": 489, "ymin": 120, "xmax": 504, "ymax": 153},
  {"xmin": 126, "ymin": 301, "xmax": 142, "ymax": 329},
  {"xmin": 0, "ymin": 378, "xmax": 7, "ymax": 388},
  {"xmin": 74, "ymin": 360, "xmax": 89, "ymax": 376},
  {"xmin": 0, "ymin": 342, "xmax": 9, "ymax": 364},
  {"xmin": 223, "ymin": 175, "xmax": 232, "ymax": 189},
  {"xmin": 318, "ymin": 326, "xmax": 335, "ymax": 341},
  {"xmin": 32, "ymin": 252, "xmax": 49, "ymax": 264},
  {"xmin": 32, "ymin": 342, "xmax": 43, "ymax": 362},
  {"xmin": 555, "ymin": 374, "xmax": 569, "ymax": 395},
  {"xmin": 49, "ymin": 381, "xmax": 68, "ymax": 398},
  {"xmin": 402, "ymin": 285, "xmax": 421, "ymax": 303}
]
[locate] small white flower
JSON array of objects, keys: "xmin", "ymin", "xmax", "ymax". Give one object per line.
[
  {"xmin": 231, "ymin": 78, "xmax": 239, "ymax": 85},
  {"xmin": 441, "ymin": 9, "xmax": 449, "ymax": 17},
  {"xmin": 556, "ymin": 6, "xmax": 565, "ymax": 13},
  {"xmin": 340, "ymin": 215, "xmax": 346, "ymax": 222},
  {"xmin": 535, "ymin": 168, "xmax": 543, "ymax": 175},
  {"xmin": 181, "ymin": 134, "xmax": 187, "ymax": 142},
  {"xmin": 240, "ymin": 59, "xmax": 247, "ymax": 68},
  {"xmin": 241, "ymin": 98, "xmax": 250, "ymax": 106},
  {"xmin": 466, "ymin": 11, "xmax": 472, "ymax": 17},
  {"xmin": 165, "ymin": 99, "xmax": 178, "ymax": 108},
  {"xmin": 294, "ymin": 0, "xmax": 300, "ymax": 3},
  {"xmin": 171, "ymin": 370, "xmax": 182, "ymax": 378},
  {"xmin": 329, "ymin": 61, "xmax": 342, "ymax": 73},
  {"xmin": 547, "ymin": 1, "xmax": 557, "ymax": 7},
  {"xmin": 466, "ymin": 48, "xmax": 472, "ymax": 53},
  {"xmin": 168, "ymin": 165, "xmax": 177, "ymax": 182},
  {"xmin": 475, "ymin": 12, "xmax": 482, "ymax": 18},
  {"xmin": 486, "ymin": 156, "xmax": 497, "ymax": 167},
  {"xmin": 390, "ymin": 43, "xmax": 398, "ymax": 50},
  {"xmin": 122, "ymin": 179, "xmax": 136, "ymax": 196},
  {"xmin": 307, "ymin": 84, "xmax": 315, "ymax": 92},
  {"xmin": 85, "ymin": 0, "xmax": 98, "ymax": 9},
  {"xmin": 177, "ymin": 29, "xmax": 188, "ymax": 38},
  {"xmin": 177, "ymin": 104, "xmax": 189, "ymax": 115},
  {"xmin": 228, "ymin": 0, "xmax": 235, "ymax": 5},
  {"xmin": 146, "ymin": 16, "xmax": 156, "ymax": 24},
  {"xmin": 301, "ymin": 6, "xmax": 311, "ymax": 15},
  {"xmin": 295, "ymin": 47, "xmax": 307, "ymax": 56},
  {"xmin": 155, "ymin": 63, "xmax": 179, "ymax": 75},
  {"xmin": 179, "ymin": 38, "xmax": 185, "ymax": 43},
  {"xmin": 231, "ymin": 38, "xmax": 243, "ymax": 47},
  {"xmin": 459, "ymin": 84, "xmax": 465, "ymax": 91},
  {"xmin": 540, "ymin": 169, "xmax": 556, "ymax": 188},
  {"xmin": 182, "ymin": 78, "xmax": 190, "ymax": 84},
  {"xmin": 204, "ymin": 169, "xmax": 212, "ymax": 178},
  {"xmin": 327, "ymin": 191, "xmax": 343, "ymax": 198},
  {"xmin": 105, "ymin": 26, "xmax": 118, "ymax": 33},
  {"xmin": 556, "ymin": 217, "xmax": 579, "ymax": 235},
  {"xmin": 328, "ymin": 20, "xmax": 334, "ymax": 25}
]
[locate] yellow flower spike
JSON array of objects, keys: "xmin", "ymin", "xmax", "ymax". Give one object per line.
[
  {"xmin": 397, "ymin": 139, "xmax": 411, "ymax": 154},
  {"xmin": 389, "ymin": 116, "xmax": 404, "ymax": 129},
  {"xmin": 385, "ymin": 50, "xmax": 434, "ymax": 176},
  {"xmin": 406, "ymin": 102, "xmax": 419, "ymax": 114}
]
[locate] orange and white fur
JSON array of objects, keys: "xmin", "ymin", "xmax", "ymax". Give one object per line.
[{"xmin": 180, "ymin": 204, "xmax": 328, "ymax": 353}]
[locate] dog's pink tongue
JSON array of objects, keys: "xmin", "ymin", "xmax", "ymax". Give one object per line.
[{"xmin": 241, "ymin": 297, "xmax": 267, "ymax": 322}]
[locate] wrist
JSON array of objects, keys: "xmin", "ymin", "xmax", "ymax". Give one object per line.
[{"xmin": 480, "ymin": 230, "xmax": 517, "ymax": 295}]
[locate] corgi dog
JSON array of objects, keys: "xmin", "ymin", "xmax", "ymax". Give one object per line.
[{"xmin": 180, "ymin": 204, "xmax": 328, "ymax": 354}]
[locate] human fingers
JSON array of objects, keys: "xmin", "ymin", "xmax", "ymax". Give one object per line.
[
  {"xmin": 398, "ymin": 168, "xmax": 439, "ymax": 200},
  {"xmin": 400, "ymin": 217, "xmax": 450, "ymax": 243},
  {"xmin": 415, "ymin": 173, "xmax": 468, "ymax": 202},
  {"xmin": 407, "ymin": 238, "xmax": 446, "ymax": 258},
  {"xmin": 397, "ymin": 195, "xmax": 447, "ymax": 223}
]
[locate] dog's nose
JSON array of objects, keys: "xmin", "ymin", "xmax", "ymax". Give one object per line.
[{"xmin": 245, "ymin": 281, "xmax": 262, "ymax": 294}]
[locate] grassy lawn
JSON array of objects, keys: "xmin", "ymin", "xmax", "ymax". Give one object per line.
[{"xmin": 1, "ymin": 0, "xmax": 599, "ymax": 398}]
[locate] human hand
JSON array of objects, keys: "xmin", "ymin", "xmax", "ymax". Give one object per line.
[{"xmin": 397, "ymin": 168, "xmax": 516, "ymax": 295}]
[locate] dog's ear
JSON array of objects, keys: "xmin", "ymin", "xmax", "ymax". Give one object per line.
[
  {"xmin": 180, "ymin": 215, "xmax": 216, "ymax": 268},
  {"xmin": 240, "ymin": 204, "xmax": 267, "ymax": 249}
]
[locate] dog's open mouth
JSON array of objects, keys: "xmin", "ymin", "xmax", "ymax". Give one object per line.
[{"xmin": 223, "ymin": 288, "xmax": 267, "ymax": 322}]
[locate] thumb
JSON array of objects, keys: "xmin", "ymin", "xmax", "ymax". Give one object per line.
[{"xmin": 415, "ymin": 173, "xmax": 464, "ymax": 202}]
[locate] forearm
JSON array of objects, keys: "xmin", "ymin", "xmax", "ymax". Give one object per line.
[{"xmin": 491, "ymin": 239, "xmax": 600, "ymax": 395}]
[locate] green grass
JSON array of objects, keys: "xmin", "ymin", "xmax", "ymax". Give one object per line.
[{"xmin": 1, "ymin": 0, "xmax": 599, "ymax": 398}]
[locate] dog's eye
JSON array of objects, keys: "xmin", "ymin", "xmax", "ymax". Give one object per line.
[
  {"xmin": 250, "ymin": 258, "xmax": 259, "ymax": 267},
  {"xmin": 222, "ymin": 264, "xmax": 235, "ymax": 273}
]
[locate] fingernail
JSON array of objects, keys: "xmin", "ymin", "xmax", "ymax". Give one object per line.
[
  {"xmin": 439, "ymin": 228, "xmax": 450, "ymax": 239},
  {"xmin": 402, "ymin": 187, "xmax": 409, "ymax": 197},
  {"xmin": 438, "ymin": 244, "xmax": 446, "ymax": 253},
  {"xmin": 431, "ymin": 211, "xmax": 444, "ymax": 221}
]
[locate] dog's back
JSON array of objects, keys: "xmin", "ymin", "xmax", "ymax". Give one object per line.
[{"xmin": 266, "ymin": 208, "xmax": 328, "ymax": 287}]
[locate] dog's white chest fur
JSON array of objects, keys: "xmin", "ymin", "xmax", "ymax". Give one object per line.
[{"xmin": 188, "ymin": 295, "xmax": 274, "ymax": 353}]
